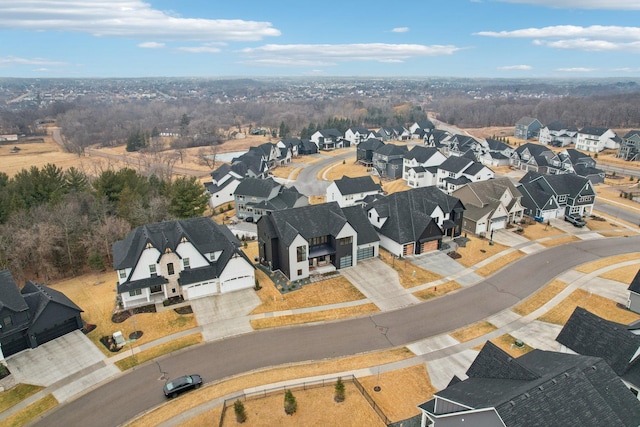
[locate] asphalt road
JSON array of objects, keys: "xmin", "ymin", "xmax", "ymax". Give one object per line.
[
  {"xmin": 34, "ymin": 235, "xmax": 640, "ymax": 427},
  {"xmin": 598, "ymin": 162, "xmax": 640, "ymax": 177},
  {"xmin": 594, "ymin": 200, "xmax": 640, "ymax": 226},
  {"xmin": 292, "ymin": 151, "xmax": 354, "ymax": 196}
]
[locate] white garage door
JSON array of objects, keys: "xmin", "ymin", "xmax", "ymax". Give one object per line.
[
  {"xmin": 183, "ymin": 281, "xmax": 217, "ymax": 300},
  {"xmin": 221, "ymin": 275, "xmax": 254, "ymax": 293},
  {"xmin": 490, "ymin": 219, "xmax": 506, "ymax": 231}
]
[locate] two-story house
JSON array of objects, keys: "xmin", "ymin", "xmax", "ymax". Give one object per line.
[
  {"xmin": 402, "ymin": 146, "xmax": 447, "ymax": 188},
  {"xmin": 256, "ymin": 203, "xmax": 379, "ymax": 281},
  {"xmin": 618, "ymin": 130, "xmax": 640, "ymax": 162},
  {"xmin": 436, "ymin": 156, "xmax": 494, "ymax": 194},
  {"xmin": 453, "ymin": 177, "xmax": 524, "ymax": 236},
  {"xmin": 0, "ymin": 270, "xmax": 83, "ymax": 358},
  {"xmin": 441, "ymin": 134, "xmax": 482, "ymax": 158},
  {"xmin": 372, "ymin": 143, "xmax": 409, "ymax": 179},
  {"xmin": 366, "ymin": 187, "xmax": 465, "ymax": 257},
  {"xmin": 356, "ymin": 138, "xmax": 385, "ymax": 166},
  {"xmin": 326, "ymin": 175, "xmax": 383, "ymax": 207},
  {"xmin": 204, "ymin": 163, "xmax": 245, "ymax": 209},
  {"xmin": 311, "ymin": 129, "xmax": 344, "ymax": 151},
  {"xmin": 538, "ymin": 121, "xmax": 578, "ymax": 146},
  {"xmin": 344, "ymin": 127, "xmax": 371, "ymax": 146},
  {"xmin": 113, "ymin": 218, "xmax": 255, "ymax": 309},
  {"xmin": 514, "ymin": 116, "xmax": 543, "ymax": 140},
  {"xmin": 513, "ymin": 143, "xmax": 563, "ymax": 174},
  {"xmin": 518, "ymin": 171, "xmax": 596, "ymax": 217},
  {"xmin": 480, "ymin": 138, "xmax": 514, "ymax": 167},
  {"xmin": 234, "ymin": 177, "xmax": 308, "ymax": 222},
  {"xmin": 575, "ymin": 126, "xmax": 619, "ymax": 152},
  {"xmin": 558, "ymin": 148, "xmax": 605, "ymax": 184}
]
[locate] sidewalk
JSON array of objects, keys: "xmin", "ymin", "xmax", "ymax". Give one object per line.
[{"xmin": 2, "ymin": 221, "xmax": 639, "ymax": 424}]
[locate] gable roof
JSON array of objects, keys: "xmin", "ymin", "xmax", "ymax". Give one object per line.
[
  {"xmin": 517, "ymin": 182, "xmax": 559, "ymax": 212},
  {"xmin": 516, "ymin": 116, "xmax": 541, "ymax": 127},
  {"xmin": 579, "ymin": 126, "xmax": 611, "ymax": 136},
  {"xmin": 430, "ymin": 341, "xmax": 640, "ymax": 427},
  {"xmin": 0, "ymin": 269, "xmax": 29, "ymax": 313},
  {"xmin": 374, "ymin": 143, "xmax": 408, "ymax": 157},
  {"xmin": 485, "ymin": 138, "xmax": 511, "ymax": 152},
  {"xmin": 21, "ymin": 281, "xmax": 83, "ymax": 325},
  {"xmin": 317, "ymin": 128, "xmax": 342, "ymax": 138},
  {"xmin": 404, "ymin": 145, "xmax": 442, "ymax": 163},
  {"xmin": 629, "ymin": 269, "xmax": 640, "ymax": 294},
  {"xmin": 457, "ymin": 177, "xmax": 522, "ymax": 208},
  {"xmin": 340, "ymin": 206, "xmax": 380, "ymax": 245},
  {"xmin": 235, "ymin": 177, "xmax": 281, "ymax": 198},
  {"xmin": 357, "ymin": 138, "xmax": 385, "ymax": 151},
  {"xmin": 333, "ymin": 175, "xmax": 381, "ymax": 196},
  {"xmin": 265, "ymin": 202, "xmax": 349, "ymax": 246},
  {"xmin": 438, "ymin": 156, "xmax": 473, "ymax": 173}
]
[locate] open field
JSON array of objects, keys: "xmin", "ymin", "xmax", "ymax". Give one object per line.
[
  {"xmin": 126, "ymin": 347, "xmax": 416, "ymax": 427},
  {"xmin": 538, "ymin": 289, "xmax": 640, "ymax": 325}
]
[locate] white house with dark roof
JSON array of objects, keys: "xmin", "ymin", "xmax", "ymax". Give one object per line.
[
  {"xmin": 436, "ymin": 156, "xmax": 494, "ymax": 194},
  {"xmin": 113, "ymin": 218, "xmax": 255, "ymax": 309},
  {"xmin": 402, "ymin": 146, "xmax": 446, "ymax": 188},
  {"xmin": 480, "ymin": 138, "xmax": 514, "ymax": 167},
  {"xmin": 538, "ymin": 121, "xmax": 578, "ymax": 146},
  {"xmin": 419, "ymin": 341, "xmax": 640, "ymax": 427},
  {"xmin": 518, "ymin": 171, "xmax": 596, "ymax": 217},
  {"xmin": 344, "ymin": 127, "xmax": 371, "ymax": 146},
  {"xmin": 256, "ymin": 203, "xmax": 379, "ymax": 281},
  {"xmin": 627, "ymin": 269, "xmax": 640, "ymax": 314},
  {"xmin": 204, "ymin": 164, "xmax": 244, "ymax": 209},
  {"xmin": 311, "ymin": 129, "xmax": 344, "ymax": 150},
  {"xmin": 576, "ymin": 126, "xmax": 618, "ymax": 152},
  {"xmin": 326, "ymin": 175, "xmax": 383, "ymax": 208}
]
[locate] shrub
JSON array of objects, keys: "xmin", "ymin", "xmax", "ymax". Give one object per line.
[
  {"xmin": 334, "ymin": 377, "xmax": 345, "ymax": 403},
  {"xmin": 88, "ymin": 252, "xmax": 105, "ymax": 271},
  {"xmin": 234, "ymin": 400, "xmax": 247, "ymax": 423},
  {"xmin": 284, "ymin": 389, "xmax": 297, "ymax": 415}
]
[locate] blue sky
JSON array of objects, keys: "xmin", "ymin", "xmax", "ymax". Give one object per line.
[{"xmin": 1, "ymin": 0, "xmax": 639, "ymax": 78}]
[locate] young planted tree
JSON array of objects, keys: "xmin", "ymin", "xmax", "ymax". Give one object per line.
[
  {"xmin": 334, "ymin": 377, "xmax": 345, "ymax": 403},
  {"xmin": 284, "ymin": 389, "xmax": 297, "ymax": 415},
  {"xmin": 233, "ymin": 399, "xmax": 247, "ymax": 423}
]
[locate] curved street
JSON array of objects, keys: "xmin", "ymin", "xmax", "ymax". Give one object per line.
[{"xmin": 33, "ymin": 235, "xmax": 640, "ymax": 427}]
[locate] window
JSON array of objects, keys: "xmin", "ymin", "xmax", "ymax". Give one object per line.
[
  {"xmin": 309, "ymin": 236, "xmax": 327, "ymax": 246},
  {"xmin": 129, "ymin": 289, "xmax": 142, "ymax": 297},
  {"xmin": 167, "ymin": 263, "xmax": 175, "ymax": 275},
  {"xmin": 339, "ymin": 236, "xmax": 352, "ymax": 245},
  {"xmin": 297, "ymin": 269, "xmax": 303, "ymax": 276},
  {"xmin": 183, "ymin": 258, "xmax": 190, "ymax": 269},
  {"xmin": 119, "ymin": 269, "xmax": 127, "ymax": 279},
  {"xmin": 150, "ymin": 284, "xmax": 162, "ymax": 294},
  {"xmin": 296, "ymin": 246, "xmax": 307, "ymax": 262},
  {"xmin": 3, "ymin": 316, "xmax": 12, "ymax": 328},
  {"xmin": 149, "ymin": 264, "xmax": 157, "ymax": 276}
]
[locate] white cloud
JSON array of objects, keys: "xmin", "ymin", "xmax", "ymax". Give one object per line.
[
  {"xmin": 175, "ymin": 45, "xmax": 222, "ymax": 53},
  {"xmin": 475, "ymin": 25, "xmax": 640, "ymax": 40},
  {"xmin": 497, "ymin": 65, "xmax": 532, "ymax": 70},
  {"xmin": 556, "ymin": 67, "xmax": 597, "ymax": 72},
  {"xmin": 0, "ymin": 0, "xmax": 281, "ymax": 41},
  {"xmin": 540, "ymin": 38, "xmax": 640, "ymax": 52},
  {"xmin": 495, "ymin": 0, "xmax": 640, "ymax": 10},
  {"xmin": 391, "ymin": 27, "xmax": 410, "ymax": 33},
  {"xmin": 138, "ymin": 41, "xmax": 165, "ymax": 49},
  {"xmin": 240, "ymin": 43, "xmax": 461, "ymax": 67},
  {"xmin": 0, "ymin": 56, "xmax": 67, "ymax": 67}
]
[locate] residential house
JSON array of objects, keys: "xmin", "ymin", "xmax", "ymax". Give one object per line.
[
  {"xmin": 558, "ymin": 148, "xmax": 605, "ymax": 184},
  {"xmin": 113, "ymin": 218, "xmax": 255, "ymax": 309},
  {"xmin": 627, "ymin": 269, "xmax": 640, "ymax": 314},
  {"xmin": 426, "ymin": 129, "xmax": 451, "ymax": 149},
  {"xmin": 310, "ymin": 129, "xmax": 344, "ymax": 150},
  {"xmin": 518, "ymin": 171, "xmax": 596, "ymax": 217},
  {"xmin": 298, "ymin": 138, "xmax": 318, "ymax": 155},
  {"xmin": 441, "ymin": 134, "xmax": 482, "ymax": 158},
  {"xmin": 618, "ymin": 130, "xmax": 640, "ymax": 162},
  {"xmin": 409, "ymin": 120, "xmax": 435, "ymax": 141},
  {"xmin": 538, "ymin": 121, "xmax": 578, "ymax": 146},
  {"xmin": 230, "ymin": 150, "xmax": 269, "ymax": 179},
  {"xmin": 344, "ymin": 127, "xmax": 371, "ymax": 146},
  {"xmin": 453, "ymin": 177, "xmax": 524, "ymax": 236},
  {"xmin": 436, "ymin": 156, "xmax": 494, "ymax": 194},
  {"xmin": 557, "ymin": 307, "xmax": 640, "ymax": 399},
  {"xmin": 326, "ymin": 175, "xmax": 383, "ymax": 208},
  {"xmin": 418, "ymin": 341, "xmax": 640, "ymax": 427},
  {"xmin": 480, "ymin": 138, "xmax": 514, "ymax": 167},
  {"xmin": 516, "ymin": 180, "xmax": 560, "ymax": 221},
  {"xmin": 403, "ymin": 146, "xmax": 446, "ymax": 188},
  {"xmin": 514, "ymin": 116, "xmax": 543, "ymax": 140},
  {"xmin": 372, "ymin": 143, "xmax": 409, "ymax": 179},
  {"xmin": 234, "ymin": 177, "xmax": 308, "ymax": 222},
  {"xmin": 512, "ymin": 143, "xmax": 563, "ymax": 174},
  {"xmin": 0, "ymin": 270, "xmax": 83, "ymax": 358},
  {"xmin": 356, "ymin": 138, "xmax": 385, "ymax": 166},
  {"xmin": 204, "ymin": 163, "xmax": 244, "ymax": 209},
  {"xmin": 256, "ymin": 202, "xmax": 379, "ymax": 281},
  {"xmin": 575, "ymin": 126, "xmax": 619, "ymax": 152},
  {"xmin": 378, "ymin": 126, "xmax": 411, "ymax": 141},
  {"xmin": 277, "ymin": 138, "xmax": 300, "ymax": 161},
  {"xmin": 366, "ymin": 186, "xmax": 464, "ymax": 257}
]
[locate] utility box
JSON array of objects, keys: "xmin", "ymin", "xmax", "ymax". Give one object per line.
[{"xmin": 112, "ymin": 331, "xmax": 126, "ymax": 348}]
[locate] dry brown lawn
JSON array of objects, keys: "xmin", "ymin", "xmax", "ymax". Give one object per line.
[
  {"xmin": 115, "ymin": 333, "xmax": 202, "ymax": 370},
  {"xmin": 309, "ymin": 195, "xmax": 326, "ymax": 204},
  {"xmin": 585, "ymin": 217, "xmax": 625, "ymax": 232},
  {"xmin": 251, "ymin": 270, "xmax": 366, "ymax": 315},
  {"xmin": 461, "ymin": 126, "xmax": 514, "ymax": 140},
  {"xmin": 413, "ymin": 281, "xmax": 462, "ymax": 300},
  {"xmin": 250, "ymin": 304, "xmax": 379, "ymax": 329},
  {"xmin": 357, "ymin": 364, "xmax": 435, "ymax": 422},
  {"xmin": 518, "ymin": 222, "xmax": 565, "ymax": 240},
  {"xmin": 378, "ymin": 250, "xmax": 443, "ymax": 288},
  {"xmin": 270, "ymin": 165, "xmax": 302, "ymax": 180},
  {"xmin": 210, "ymin": 206, "xmax": 235, "ymax": 223},
  {"xmin": 321, "ymin": 148, "xmax": 354, "ymax": 157},
  {"xmin": 512, "ymin": 280, "xmax": 569, "ymax": 316},
  {"xmin": 575, "ymin": 253, "xmax": 640, "ymax": 274},
  {"xmin": 241, "ymin": 241, "xmax": 259, "ymax": 263},
  {"xmin": 382, "ymin": 180, "xmax": 410, "ymax": 194},
  {"xmin": 540, "ymin": 235, "xmax": 581, "ymax": 247},
  {"xmin": 179, "ymin": 407, "xmax": 222, "ymax": 427},
  {"xmin": 474, "ymin": 250, "xmax": 526, "ymax": 277},
  {"xmin": 599, "ymin": 264, "xmax": 640, "ymax": 283},
  {"xmin": 220, "ymin": 382, "xmax": 385, "ymax": 427},
  {"xmin": 488, "ymin": 334, "xmax": 534, "ymax": 357},
  {"xmin": 537, "ymin": 289, "xmax": 640, "ymax": 325},
  {"xmin": 450, "ymin": 321, "xmax": 497, "ymax": 343},
  {"xmin": 0, "ymin": 394, "xmax": 57, "ymax": 427},
  {"xmin": 320, "ymin": 160, "xmax": 368, "ymax": 181},
  {"xmin": 127, "ymin": 347, "xmax": 416, "ymax": 427},
  {"xmin": 455, "ymin": 237, "xmax": 510, "ymax": 268},
  {"xmin": 48, "ymin": 271, "xmax": 198, "ymax": 357}
]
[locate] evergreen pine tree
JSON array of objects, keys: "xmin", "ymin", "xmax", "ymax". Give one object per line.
[
  {"xmin": 234, "ymin": 400, "xmax": 247, "ymax": 423},
  {"xmin": 334, "ymin": 377, "xmax": 345, "ymax": 403},
  {"xmin": 284, "ymin": 389, "xmax": 297, "ymax": 415}
]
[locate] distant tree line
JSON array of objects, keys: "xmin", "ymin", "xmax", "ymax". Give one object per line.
[{"xmin": 0, "ymin": 165, "xmax": 208, "ymax": 284}]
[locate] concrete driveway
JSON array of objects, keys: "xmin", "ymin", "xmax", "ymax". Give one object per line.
[
  {"xmin": 190, "ymin": 289, "xmax": 261, "ymax": 341},
  {"xmin": 340, "ymin": 258, "xmax": 419, "ymax": 311},
  {"xmin": 409, "ymin": 251, "xmax": 483, "ymax": 287}
]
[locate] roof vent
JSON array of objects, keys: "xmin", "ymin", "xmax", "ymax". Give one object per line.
[
  {"xmin": 524, "ymin": 393, "xmax": 530, "ymax": 398},
  {"xmin": 538, "ymin": 386, "xmax": 544, "ymax": 391},
  {"xmin": 591, "ymin": 366, "xmax": 597, "ymax": 371},
  {"xmin": 552, "ymin": 379, "xmax": 557, "ymax": 384},
  {"xmin": 509, "ymin": 400, "xmax": 515, "ymax": 407}
]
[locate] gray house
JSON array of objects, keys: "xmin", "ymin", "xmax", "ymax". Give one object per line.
[
  {"xmin": 628, "ymin": 269, "xmax": 640, "ymax": 314},
  {"xmin": 0, "ymin": 270, "xmax": 83, "ymax": 359},
  {"xmin": 234, "ymin": 177, "xmax": 308, "ymax": 222},
  {"xmin": 618, "ymin": 130, "xmax": 640, "ymax": 162},
  {"xmin": 515, "ymin": 117, "xmax": 543, "ymax": 140},
  {"xmin": 372, "ymin": 143, "xmax": 408, "ymax": 179}
]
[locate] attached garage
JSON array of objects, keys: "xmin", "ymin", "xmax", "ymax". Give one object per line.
[
  {"xmin": 420, "ymin": 240, "xmax": 438, "ymax": 253},
  {"xmin": 403, "ymin": 243, "xmax": 414, "ymax": 257},
  {"xmin": 490, "ymin": 216, "xmax": 507, "ymax": 231},
  {"xmin": 357, "ymin": 246, "xmax": 374, "ymax": 261},
  {"xmin": 339, "ymin": 255, "xmax": 353, "ymax": 269},
  {"xmin": 34, "ymin": 318, "xmax": 79, "ymax": 346},
  {"xmin": 221, "ymin": 275, "xmax": 254, "ymax": 293},
  {"xmin": 0, "ymin": 334, "xmax": 29, "ymax": 358},
  {"xmin": 182, "ymin": 281, "xmax": 218, "ymax": 300}
]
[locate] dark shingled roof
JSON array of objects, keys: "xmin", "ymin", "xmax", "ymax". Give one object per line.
[
  {"xmin": 357, "ymin": 138, "xmax": 385, "ymax": 151},
  {"xmin": 333, "ymin": 175, "xmax": 381, "ymax": 196},
  {"xmin": 0, "ymin": 269, "xmax": 28, "ymax": 313},
  {"xmin": 438, "ymin": 156, "xmax": 473, "ymax": 173},
  {"xmin": 404, "ymin": 146, "xmax": 441, "ymax": 163},
  {"xmin": 579, "ymin": 126, "xmax": 610, "ymax": 136},
  {"xmin": 374, "ymin": 143, "xmax": 408, "ymax": 157},
  {"xmin": 629, "ymin": 269, "xmax": 640, "ymax": 293},
  {"xmin": 485, "ymin": 138, "xmax": 510, "ymax": 152},
  {"xmin": 21, "ymin": 281, "xmax": 83, "ymax": 325},
  {"xmin": 235, "ymin": 177, "xmax": 280, "ymax": 198},
  {"xmin": 433, "ymin": 341, "xmax": 640, "ymax": 427},
  {"xmin": 341, "ymin": 206, "xmax": 380, "ymax": 245}
]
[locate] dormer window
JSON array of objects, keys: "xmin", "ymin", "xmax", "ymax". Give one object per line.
[
  {"xmin": 181, "ymin": 237, "xmax": 188, "ymax": 243},
  {"xmin": 165, "ymin": 248, "xmax": 172, "ymax": 253},
  {"xmin": 146, "ymin": 243, "xmax": 153, "ymax": 249}
]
